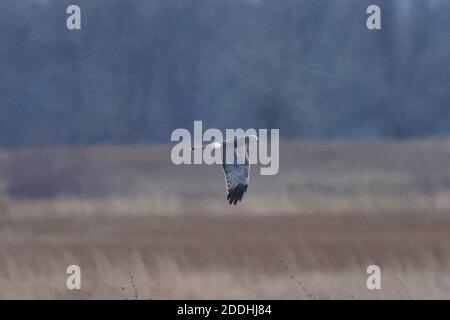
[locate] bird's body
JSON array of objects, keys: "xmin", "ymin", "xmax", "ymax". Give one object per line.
[
  {"xmin": 192, "ymin": 135, "xmax": 257, "ymax": 205},
  {"xmin": 222, "ymin": 139, "xmax": 250, "ymax": 205}
]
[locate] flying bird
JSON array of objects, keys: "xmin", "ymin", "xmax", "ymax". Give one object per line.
[{"xmin": 192, "ymin": 135, "xmax": 258, "ymax": 205}]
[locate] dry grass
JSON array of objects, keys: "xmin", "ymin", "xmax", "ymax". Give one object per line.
[{"xmin": 0, "ymin": 138, "xmax": 450, "ymax": 299}]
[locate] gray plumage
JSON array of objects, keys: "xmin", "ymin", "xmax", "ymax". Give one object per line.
[
  {"xmin": 192, "ymin": 135, "xmax": 257, "ymax": 205},
  {"xmin": 221, "ymin": 138, "xmax": 250, "ymax": 205}
]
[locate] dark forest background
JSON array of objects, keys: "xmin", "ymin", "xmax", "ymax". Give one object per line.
[{"xmin": 1, "ymin": 0, "xmax": 449, "ymax": 147}]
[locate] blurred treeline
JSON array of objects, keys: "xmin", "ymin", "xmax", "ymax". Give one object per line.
[{"xmin": 0, "ymin": 0, "xmax": 449, "ymax": 147}]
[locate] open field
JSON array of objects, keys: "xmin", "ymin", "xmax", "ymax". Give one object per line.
[{"xmin": 0, "ymin": 139, "xmax": 450, "ymax": 299}]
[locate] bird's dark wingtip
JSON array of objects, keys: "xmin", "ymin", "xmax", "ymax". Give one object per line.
[{"xmin": 227, "ymin": 184, "xmax": 247, "ymax": 205}]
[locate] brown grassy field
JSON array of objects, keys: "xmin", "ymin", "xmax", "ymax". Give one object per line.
[{"xmin": 0, "ymin": 139, "xmax": 450, "ymax": 299}]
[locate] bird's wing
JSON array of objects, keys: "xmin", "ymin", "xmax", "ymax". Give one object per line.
[{"xmin": 221, "ymin": 141, "xmax": 250, "ymax": 205}]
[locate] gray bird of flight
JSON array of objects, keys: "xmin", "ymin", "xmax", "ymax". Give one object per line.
[{"xmin": 192, "ymin": 135, "xmax": 258, "ymax": 205}]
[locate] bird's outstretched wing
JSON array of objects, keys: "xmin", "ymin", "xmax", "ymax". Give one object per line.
[{"xmin": 221, "ymin": 141, "xmax": 250, "ymax": 205}]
